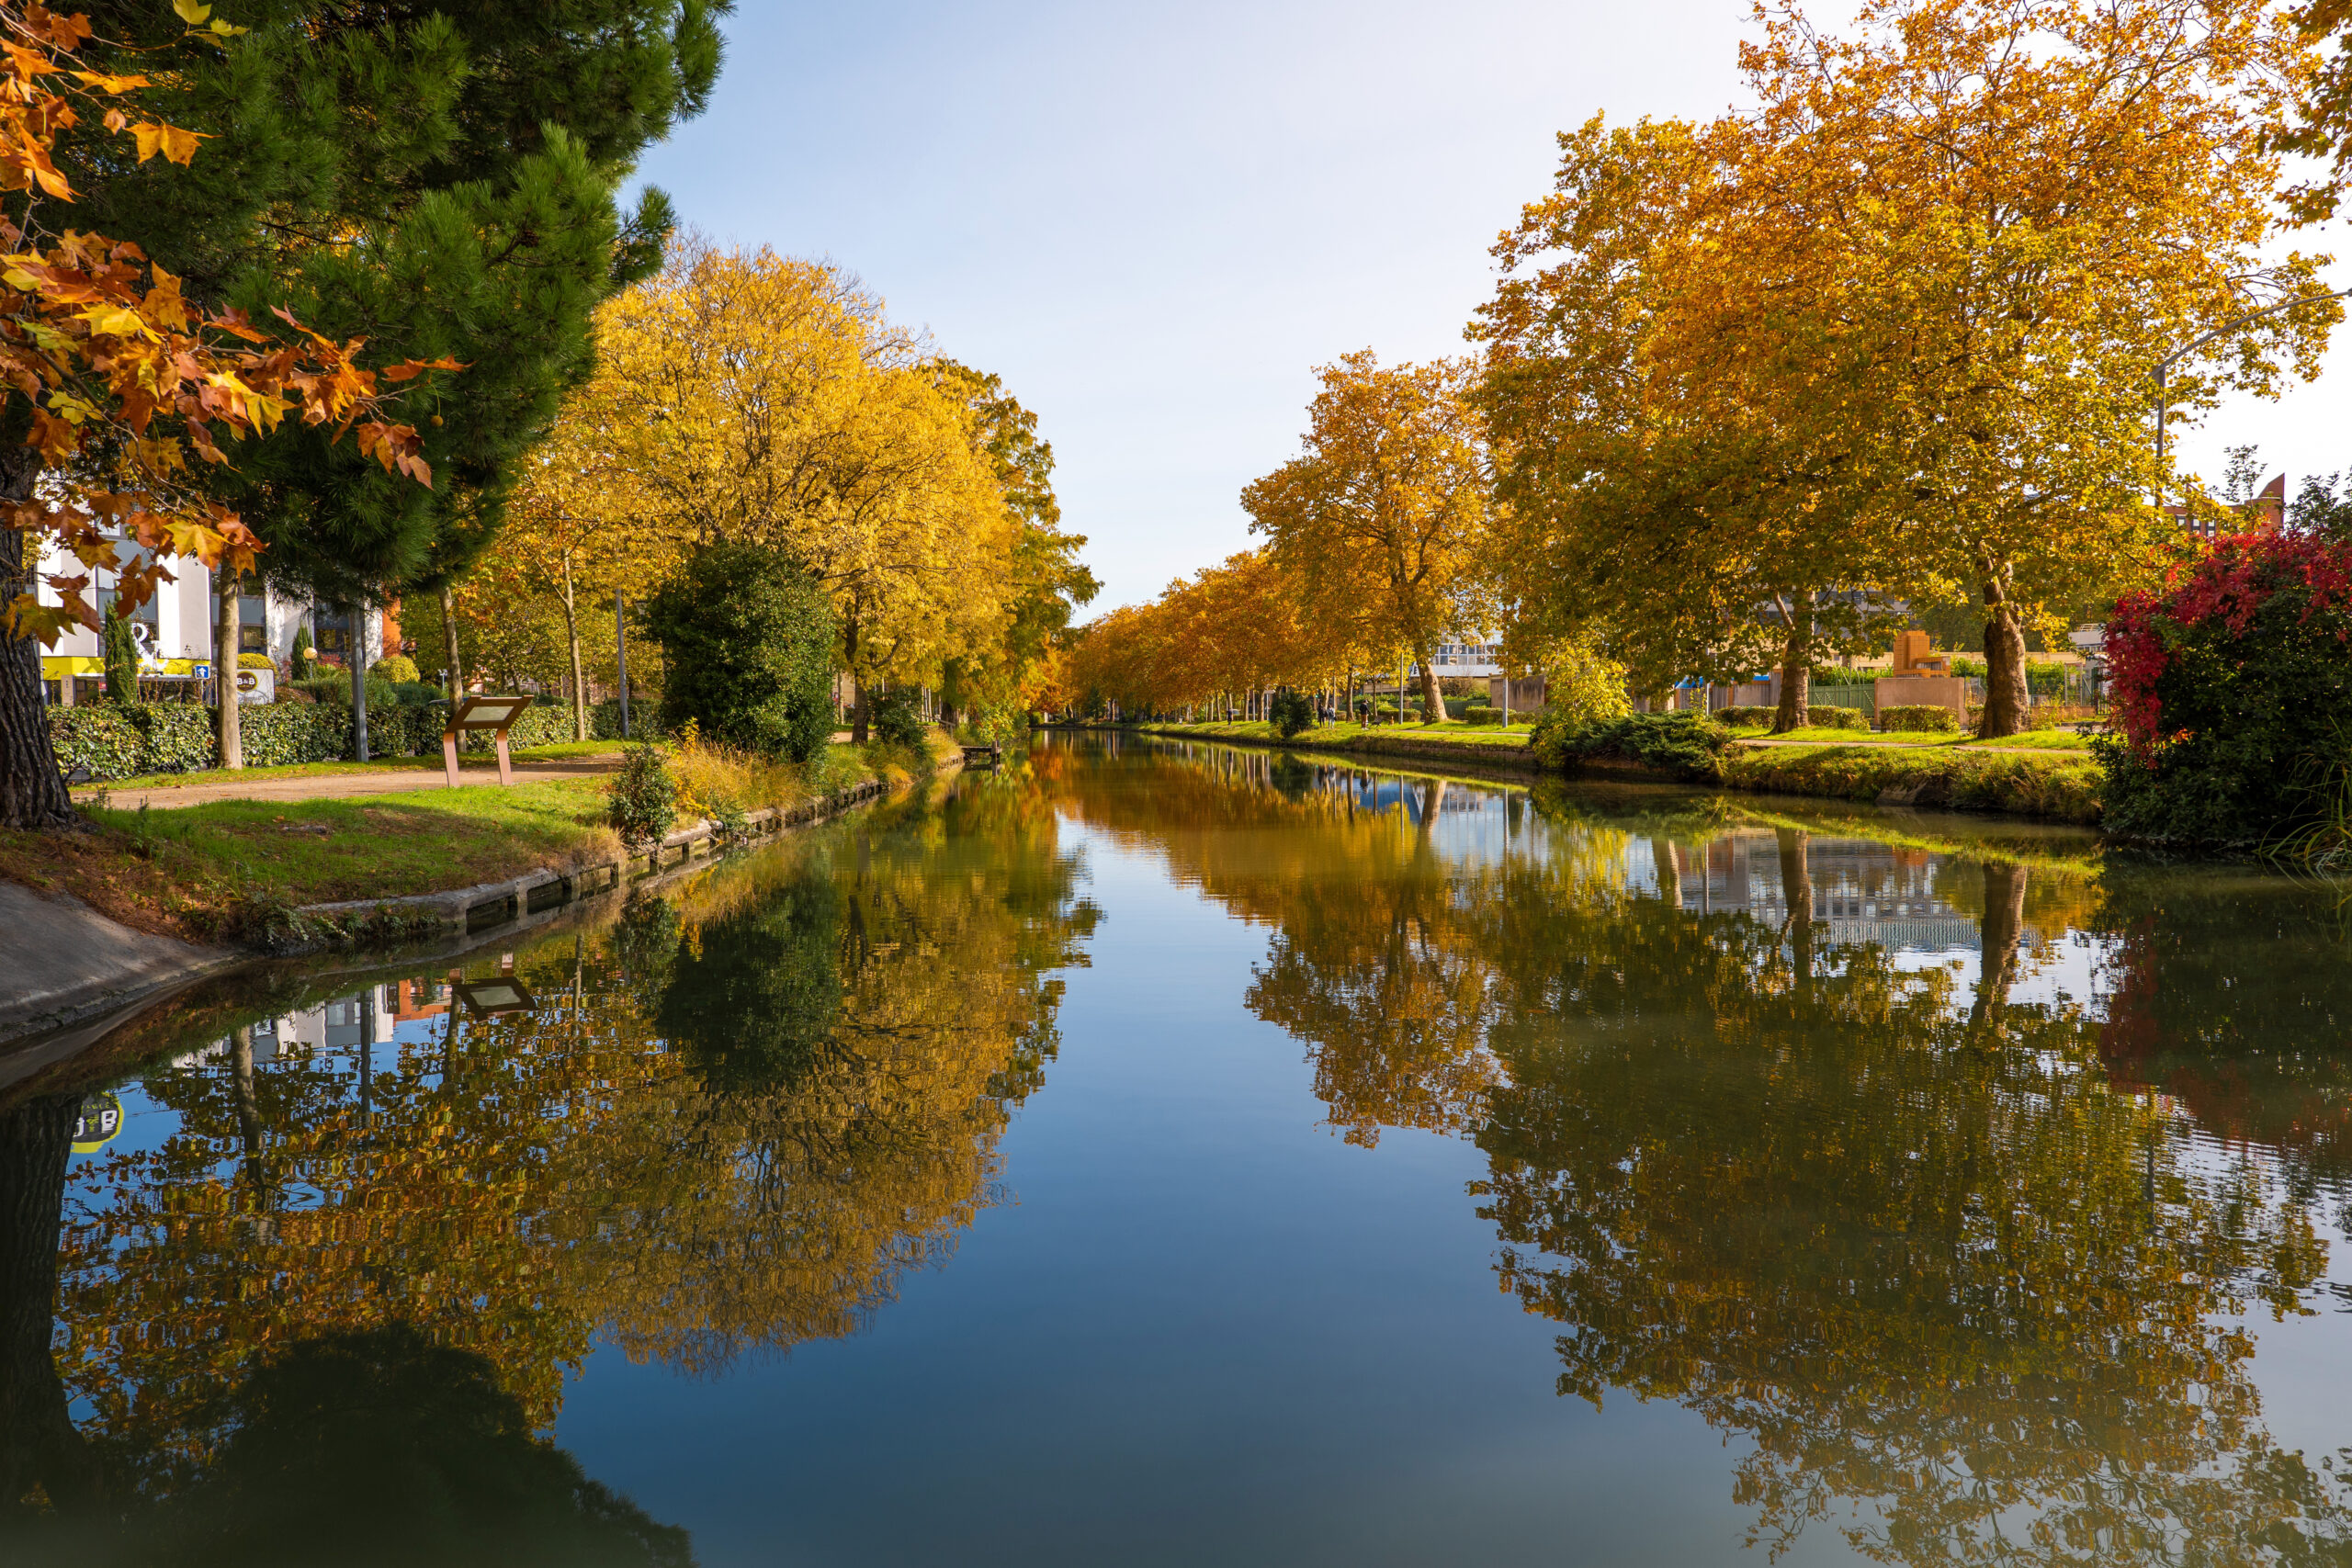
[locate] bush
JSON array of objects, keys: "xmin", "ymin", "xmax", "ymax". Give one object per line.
[
  {"xmin": 236, "ymin": 651, "xmax": 274, "ymax": 670},
  {"xmin": 606, "ymin": 744, "xmax": 678, "ymax": 848},
  {"xmin": 289, "ymin": 624, "xmax": 313, "ymax": 671},
  {"xmin": 2099, "ymin": 532, "xmax": 2352, "ymax": 851},
  {"xmin": 1880, "ymin": 705, "xmax": 1961, "ymax": 733},
  {"xmin": 1532, "ymin": 710, "xmax": 1731, "ymax": 781},
  {"xmin": 369, "ymin": 653, "xmax": 420, "ymax": 684},
  {"xmin": 643, "ymin": 542, "xmax": 835, "ymax": 761},
  {"xmin": 1809, "ymin": 705, "xmax": 1868, "ymax": 728},
  {"xmin": 274, "ymin": 686, "xmax": 316, "ymax": 705},
  {"xmin": 1462, "ymin": 705, "xmax": 1505, "ymax": 725},
  {"xmin": 866, "ymin": 687, "xmax": 926, "ymax": 748},
  {"xmin": 1717, "ymin": 705, "xmax": 1776, "ymax": 728},
  {"xmin": 1269, "ymin": 687, "xmax": 1315, "ymax": 738}
]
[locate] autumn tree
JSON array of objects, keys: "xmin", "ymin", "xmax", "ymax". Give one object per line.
[
  {"xmin": 2274, "ymin": 0, "xmax": 2352, "ymax": 220},
  {"xmin": 1243, "ymin": 353, "xmax": 1490, "ymax": 725},
  {"xmin": 926, "ymin": 359, "xmax": 1099, "ymax": 737},
  {"xmin": 586, "ymin": 239, "xmax": 1018, "ymax": 742},
  {"xmin": 1738, "ymin": 0, "xmax": 2335, "ymax": 736},
  {"xmin": 1476, "ymin": 115, "xmax": 1908, "ymax": 730}
]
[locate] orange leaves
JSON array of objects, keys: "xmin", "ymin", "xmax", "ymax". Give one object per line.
[
  {"xmin": 355, "ymin": 420, "xmax": 432, "ymax": 486},
  {"xmin": 128, "ymin": 118, "xmax": 201, "ymax": 164}
]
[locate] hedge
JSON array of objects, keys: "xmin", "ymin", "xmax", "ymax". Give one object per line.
[
  {"xmin": 1880, "ymin": 705, "xmax": 1962, "ymax": 733},
  {"xmin": 52, "ymin": 695, "xmax": 647, "ymax": 781},
  {"xmin": 1718, "ymin": 703, "xmax": 1867, "ymax": 729}
]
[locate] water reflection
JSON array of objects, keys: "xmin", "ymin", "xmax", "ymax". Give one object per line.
[
  {"xmin": 12, "ymin": 738, "xmax": 2352, "ymax": 1562},
  {"xmin": 1031, "ymin": 736, "xmax": 2352, "ymax": 1562},
  {"xmin": 1, "ymin": 774, "xmax": 1097, "ymax": 1559}
]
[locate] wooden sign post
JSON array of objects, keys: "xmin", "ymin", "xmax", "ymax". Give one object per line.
[{"xmin": 443, "ymin": 694, "xmax": 535, "ymax": 787}]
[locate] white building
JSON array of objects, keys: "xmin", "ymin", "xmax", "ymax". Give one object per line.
[{"xmin": 34, "ymin": 537, "xmax": 394, "ymax": 705}]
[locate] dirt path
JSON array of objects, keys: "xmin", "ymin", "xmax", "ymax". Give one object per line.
[{"xmin": 74, "ymin": 753, "xmax": 627, "ymax": 811}]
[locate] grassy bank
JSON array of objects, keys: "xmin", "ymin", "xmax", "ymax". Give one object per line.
[
  {"xmin": 1091, "ymin": 717, "xmax": 2101, "ymax": 825},
  {"xmin": 1717, "ymin": 741, "xmax": 2102, "ymax": 824},
  {"xmin": 2, "ymin": 735, "xmax": 953, "ymax": 949}
]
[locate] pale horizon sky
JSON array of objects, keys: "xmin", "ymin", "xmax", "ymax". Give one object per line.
[{"xmin": 630, "ymin": 1, "xmax": 2352, "ymax": 618}]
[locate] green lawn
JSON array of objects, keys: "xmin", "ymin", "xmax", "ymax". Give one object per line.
[
  {"xmin": 74, "ymin": 739, "xmax": 628, "ymax": 795},
  {"xmin": 1727, "ymin": 726, "xmax": 2094, "ymax": 753}
]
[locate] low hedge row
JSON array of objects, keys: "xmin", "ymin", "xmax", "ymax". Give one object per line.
[
  {"xmin": 1533, "ymin": 711, "xmax": 1732, "ymax": 781},
  {"xmin": 51, "ymin": 696, "xmax": 644, "ymax": 781},
  {"xmin": 1718, "ymin": 703, "xmax": 1871, "ymax": 729},
  {"xmin": 1879, "ymin": 705, "xmax": 1962, "ymax": 733}
]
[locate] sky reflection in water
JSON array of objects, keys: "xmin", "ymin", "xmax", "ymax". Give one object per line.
[{"xmin": 7, "ymin": 733, "xmax": 2352, "ymax": 1565}]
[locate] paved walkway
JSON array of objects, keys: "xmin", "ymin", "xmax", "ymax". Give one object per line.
[{"xmin": 74, "ymin": 753, "xmax": 628, "ymax": 811}]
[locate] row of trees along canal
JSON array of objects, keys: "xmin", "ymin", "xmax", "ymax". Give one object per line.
[
  {"xmin": 0, "ymin": 2, "xmax": 1098, "ymax": 831},
  {"xmin": 1069, "ymin": 0, "xmax": 2352, "ymax": 741}
]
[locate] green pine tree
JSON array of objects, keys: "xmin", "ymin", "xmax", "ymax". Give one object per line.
[
  {"xmin": 102, "ymin": 606, "xmax": 140, "ymax": 708},
  {"xmin": 0, "ymin": 2, "xmax": 731, "ymax": 827}
]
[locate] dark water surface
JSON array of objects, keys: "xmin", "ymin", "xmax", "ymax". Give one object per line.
[{"xmin": 9, "ymin": 733, "xmax": 2352, "ymax": 1564}]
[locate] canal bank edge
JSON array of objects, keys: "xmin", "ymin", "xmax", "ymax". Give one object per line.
[
  {"xmin": 1068, "ymin": 722, "xmax": 2103, "ymax": 826},
  {"xmin": 0, "ymin": 750, "xmax": 965, "ymax": 1053}
]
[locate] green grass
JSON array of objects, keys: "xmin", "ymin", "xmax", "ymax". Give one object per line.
[
  {"xmin": 1720, "ymin": 742, "xmax": 2102, "ymax": 824},
  {"xmin": 85, "ymin": 779, "xmax": 626, "ymax": 906},
  {"xmin": 1728, "ymin": 728, "xmax": 2094, "ymax": 754},
  {"xmin": 74, "ymin": 739, "xmax": 628, "ymax": 795}
]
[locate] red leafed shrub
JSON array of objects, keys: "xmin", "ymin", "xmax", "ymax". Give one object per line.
[{"xmin": 2097, "ymin": 531, "xmax": 2352, "ymax": 848}]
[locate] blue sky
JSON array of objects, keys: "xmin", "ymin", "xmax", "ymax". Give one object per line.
[{"xmin": 632, "ymin": 0, "xmax": 2352, "ymax": 616}]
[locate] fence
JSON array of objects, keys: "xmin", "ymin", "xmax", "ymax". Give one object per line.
[{"xmin": 51, "ymin": 698, "xmax": 643, "ymax": 784}]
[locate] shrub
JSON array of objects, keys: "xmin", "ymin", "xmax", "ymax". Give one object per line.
[
  {"xmin": 1532, "ymin": 710, "xmax": 1731, "ymax": 781},
  {"xmin": 643, "ymin": 542, "xmax": 835, "ymax": 761},
  {"xmin": 867, "ymin": 687, "xmax": 926, "ymax": 748},
  {"xmin": 103, "ymin": 605, "xmax": 139, "ymax": 705},
  {"xmin": 1462, "ymin": 705, "xmax": 1505, "ymax": 725},
  {"xmin": 236, "ymin": 651, "xmax": 274, "ymax": 670},
  {"xmin": 369, "ymin": 653, "xmax": 420, "ymax": 684},
  {"xmin": 288, "ymin": 624, "xmax": 313, "ymax": 671},
  {"xmin": 1717, "ymin": 705, "xmax": 1776, "ymax": 728},
  {"xmin": 274, "ymin": 686, "xmax": 316, "ymax": 705},
  {"xmin": 1880, "ymin": 705, "xmax": 1961, "ymax": 733},
  {"xmin": 1809, "ymin": 705, "xmax": 1867, "ymax": 728},
  {"xmin": 606, "ymin": 744, "xmax": 678, "ymax": 848},
  {"xmin": 2099, "ymin": 531, "xmax": 2352, "ymax": 851},
  {"xmin": 1269, "ymin": 687, "xmax": 1315, "ymax": 738}
]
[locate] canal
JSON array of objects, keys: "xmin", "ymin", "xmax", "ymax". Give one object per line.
[{"xmin": 7, "ymin": 731, "xmax": 2352, "ymax": 1564}]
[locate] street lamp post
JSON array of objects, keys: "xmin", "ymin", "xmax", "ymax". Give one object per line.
[{"xmin": 2153, "ymin": 287, "xmax": 2352, "ymax": 508}]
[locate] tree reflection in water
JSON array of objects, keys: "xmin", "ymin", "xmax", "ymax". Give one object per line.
[
  {"xmin": 1035, "ymin": 741, "xmax": 2352, "ymax": 1563},
  {"xmin": 0, "ymin": 774, "xmax": 1096, "ymax": 1556}
]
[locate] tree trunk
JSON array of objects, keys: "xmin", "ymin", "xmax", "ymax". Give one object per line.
[
  {"xmin": 1975, "ymin": 561, "xmax": 2032, "ymax": 739},
  {"xmin": 1970, "ymin": 861, "xmax": 2029, "ymax": 1041},
  {"xmin": 1653, "ymin": 838, "xmax": 1681, "ymax": 909},
  {"xmin": 845, "ymin": 615, "xmax": 869, "ymax": 744},
  {"xmin": 0, "ymin": 1093, "xmax": 102, "ymax": 1517},
  {"xmin": 560, "ymin": 551, "xmax": 587, "ymax": 743},
  {"xmin": 439, "ymin": 582, "xmax": 464, "ymax": 696},
  {"xmin": 1776, "ymin": 828, "xmax": 1815, "ymax": 996},
  {"xmin": 216, "ymin": 570, "xmax": 243, "ymax": 770},
  {"xmin": 1416, "ymin": 648, "xmax": 1446, "ymax": 724},
  {"xmin": 1770, "ymin": 589, "xmax": 1814, "ymax": 735},
  {"xmin": 0, "ymin": 470, "xmax": 77, "ymax": 829}
]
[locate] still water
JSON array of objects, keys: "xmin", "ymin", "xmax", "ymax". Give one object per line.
[{"xmin": 7, "ymin": 733, "xmax": 2352, "ymax": 1564}]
